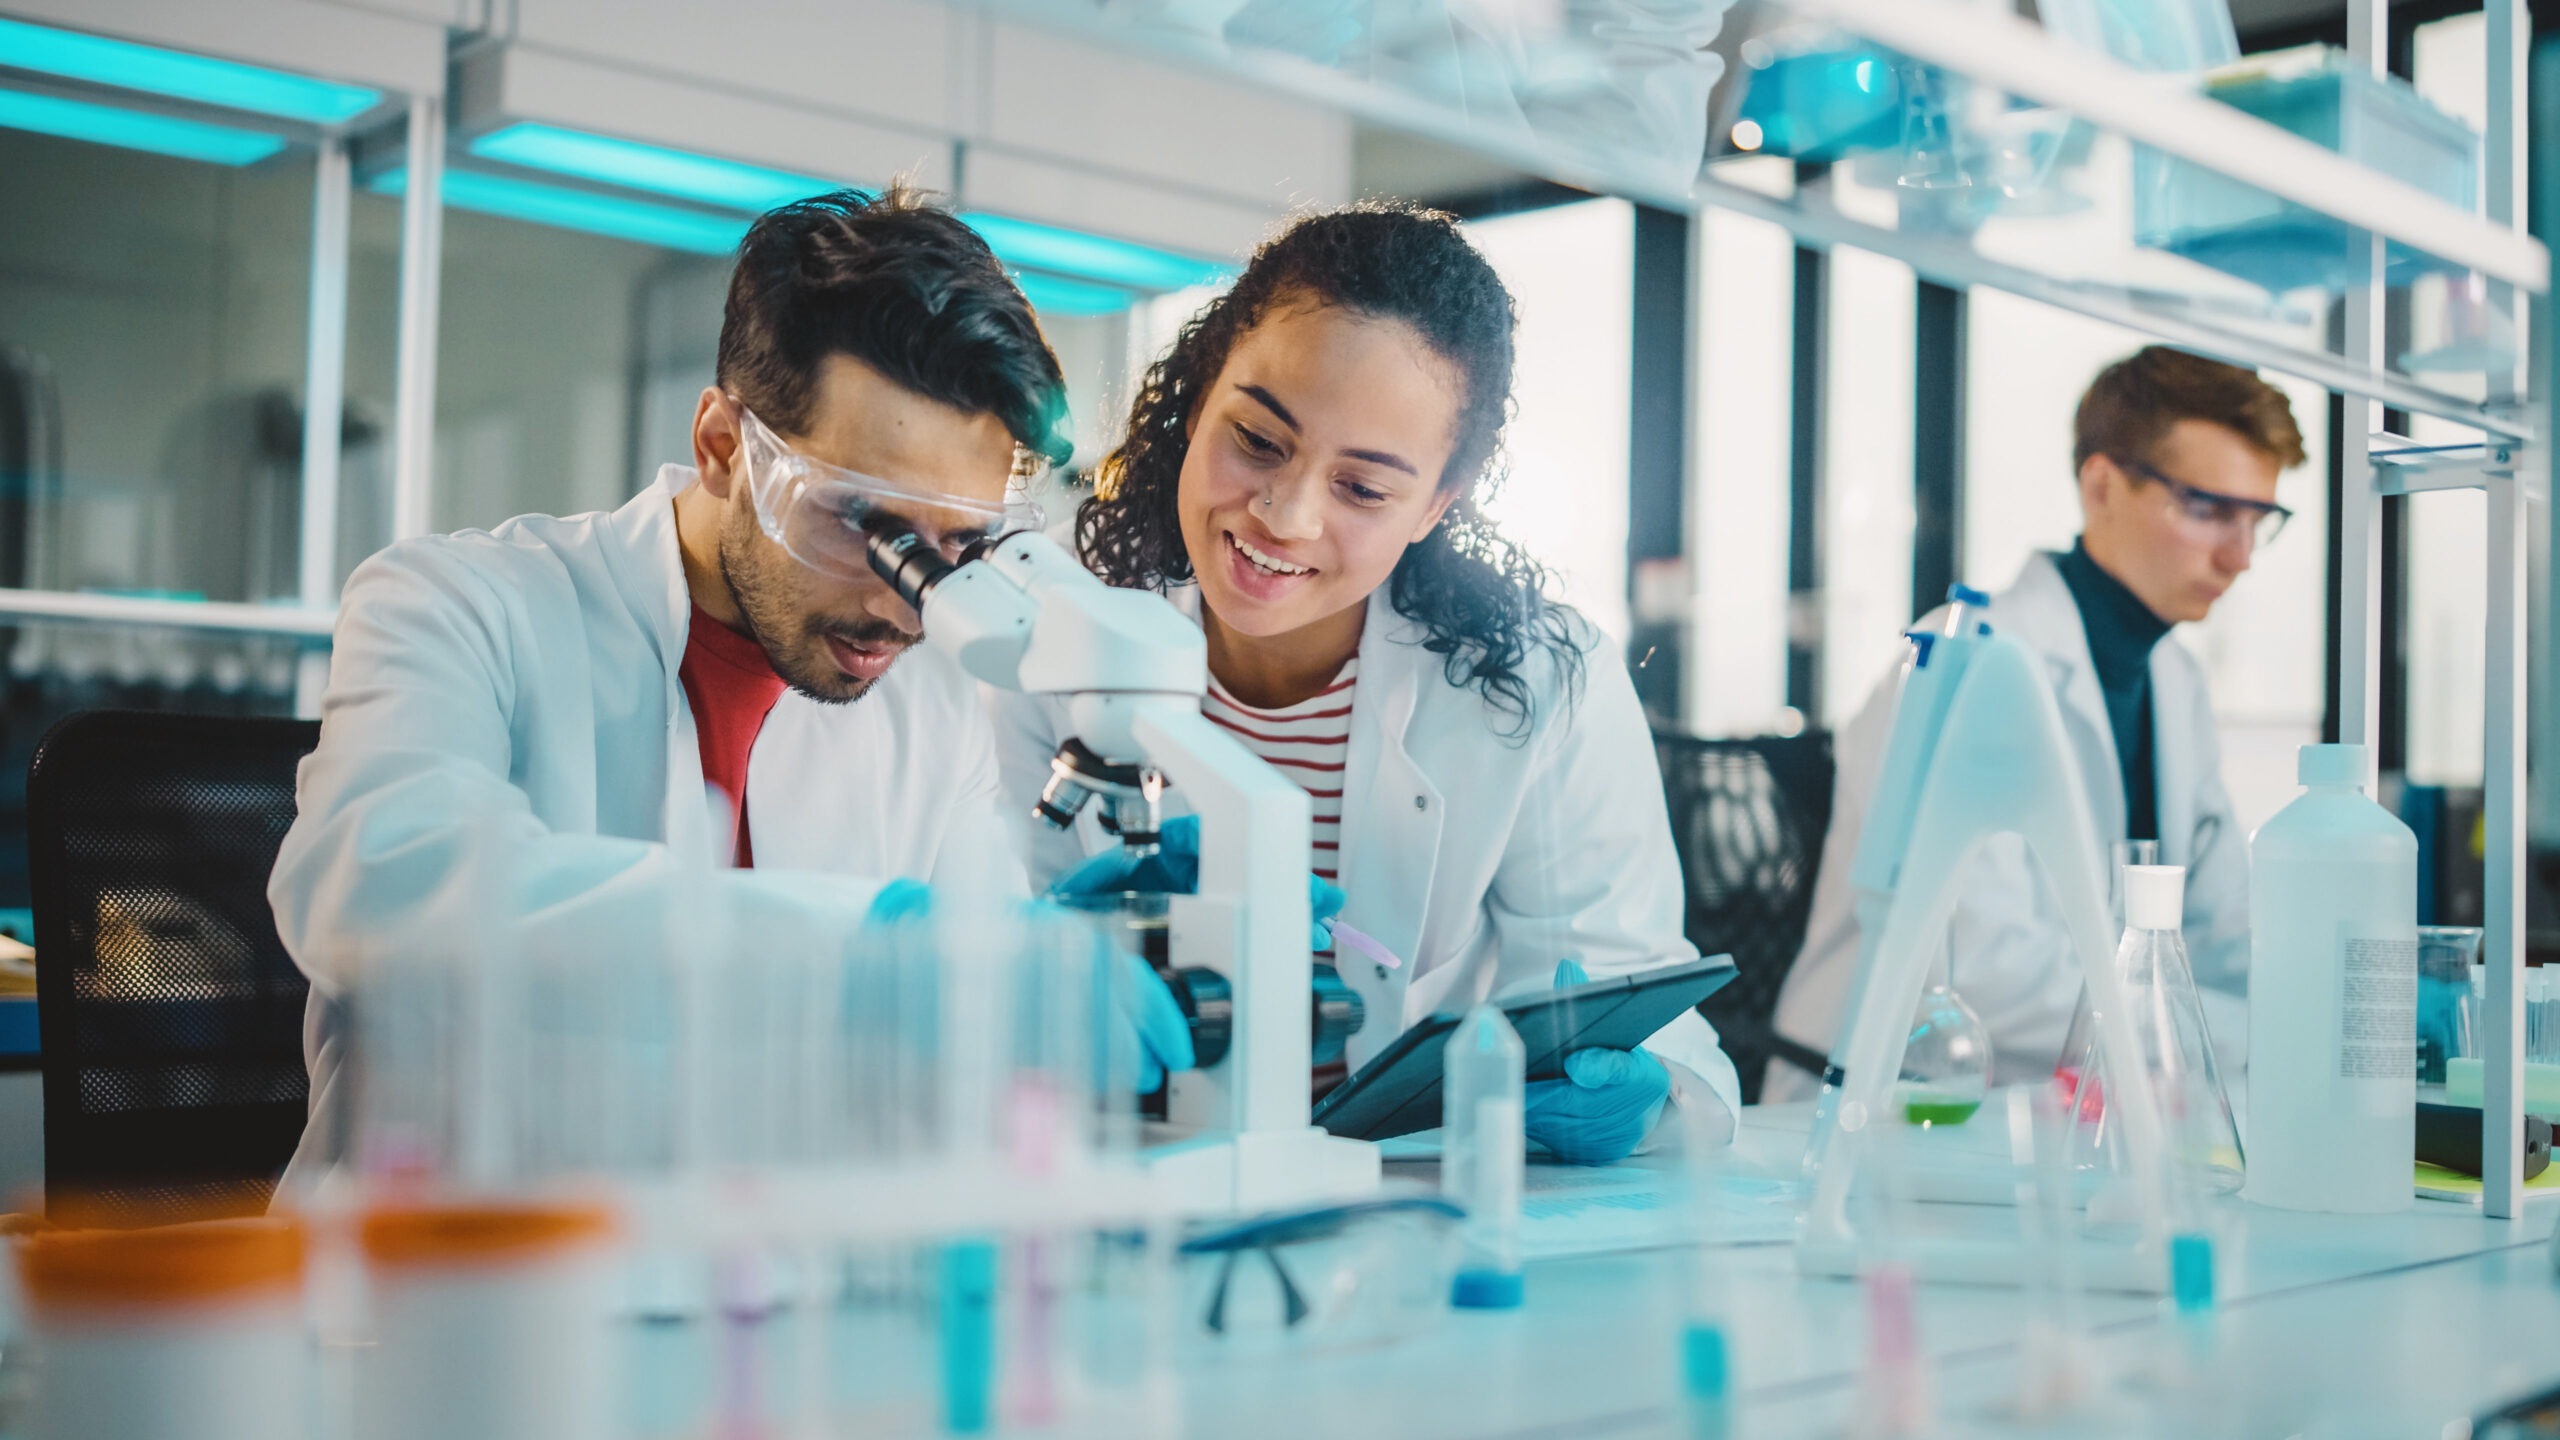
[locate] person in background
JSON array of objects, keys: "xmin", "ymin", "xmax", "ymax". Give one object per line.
[
  {"xmin": 1767, "ymin": 345, "xmax": 2305, "ymax": 1100},
  {"xmin": 270, "ymin": 186, "xmax": 1190, "ymax": 1189},
  {"xmin": 991, "ymin": 203, "xmax": 1742, "ymax": 1163}
]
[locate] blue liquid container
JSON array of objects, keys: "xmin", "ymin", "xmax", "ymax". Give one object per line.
[{"xmin": 1445, "ymin": 1006, "xmax": 1525, "ymax": 1309}]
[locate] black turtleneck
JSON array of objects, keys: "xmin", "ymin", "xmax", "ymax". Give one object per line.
[{"xmin": 2054, "ymin": 539, "xmax": 2173, "ymax": 842}]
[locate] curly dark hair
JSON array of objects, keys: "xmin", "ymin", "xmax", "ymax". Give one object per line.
[
  {"xmin": 1077, "ymin": 202, "xmax": 1580, "ymax": 732},
  {"xmin": 717, "ymin": 183, "xmax": 1071, "ymax": 467}
]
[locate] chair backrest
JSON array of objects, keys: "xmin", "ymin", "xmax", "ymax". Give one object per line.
[
  {"xmin": 27, "ymin": 709, "xmax": 318, "ymax": 1222},
  {"xmin": 1653, "ymin": 730, "xmax": 1835, "ymax": 1104}
]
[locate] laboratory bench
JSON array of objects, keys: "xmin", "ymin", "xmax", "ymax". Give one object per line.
[
  {"xmin": 9, "ymin": 1103, "xmax": 2556, "ymax": 1440},
  {"xmin": 572, "ymin": 1104, "xmax": 2560, "ymax": 1440},
  {"xmin": 1163, "ymin": 1106, "xmax": 2560, "ymax": 1440}
]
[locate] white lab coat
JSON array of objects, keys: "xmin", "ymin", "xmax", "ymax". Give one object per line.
[
  {"xmin": 270, "ymin": 466, "xmax": 1019, "ymax": 1185},
  {"xmin": 1764, "ymin": 550, "xmax": 2250, "ymax": 1102},
  {"xmin": 988, "ymin": 589, "xmax": 1746, "ymax": 1132}
]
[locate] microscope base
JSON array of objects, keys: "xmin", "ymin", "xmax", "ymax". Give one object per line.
[{"xmin": 1142, "ymin": 1125, "xmax": 1381, "ymax": 1215}]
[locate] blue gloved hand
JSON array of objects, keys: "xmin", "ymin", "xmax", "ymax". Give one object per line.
[
  {"xmin": 861, "ymin": 882, "xmax": 1195, "ymax": 1095},
  {"xmin": 1524, "ymin": 959, "xmax": 1671, "ymax": 1165},
  {"xmin": 1049, "ymin": 815, "xmax": 1345, "ymax": 951},
  {"xmin": 1107, "ymin": 945, "xmax": 1195, "ymax": 1095},
  {"xmin": 865, "ymin": 877, "xmax": 936, "ymax": 924},
  {"xmin": 1052, "ymin": 814, "xmax": 1202, "ymax": 896}
]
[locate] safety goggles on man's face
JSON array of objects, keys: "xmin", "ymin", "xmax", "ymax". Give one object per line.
[
  {"xmin": 2117, "ymin": 455, "xmax": 2293, "ymax": 548},
  {"xmin": 732, "ymin": 400, "xmax": 1043, "ymax": 583}
]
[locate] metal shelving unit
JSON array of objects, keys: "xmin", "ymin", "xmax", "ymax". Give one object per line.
[
  {"xmin": 983, "ymin": 0, "xmax": 2549, "ymax": 1218},
  {"xmin": 0, "ymin": 16, "xmax": 453, "ymax": 715}
]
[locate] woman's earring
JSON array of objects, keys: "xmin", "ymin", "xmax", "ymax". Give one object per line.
[{"xmin": 1261, "ymin": 494, "xmax": 1274, "ymax": 507}]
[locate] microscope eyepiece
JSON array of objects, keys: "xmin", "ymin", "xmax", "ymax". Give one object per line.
[{"xmin": 864, "ymin": 525, "xmax": 956, "ymax": 612}]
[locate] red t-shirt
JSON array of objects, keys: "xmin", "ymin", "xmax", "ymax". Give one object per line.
[{"xmin": 678, "ymin": 604, "xmax": 787, "ymax": 867}]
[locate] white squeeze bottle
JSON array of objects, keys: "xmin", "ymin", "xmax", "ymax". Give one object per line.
[{"xmin": 2245, "ymin": 743, "xmax": 2418, "ymax": 1213}]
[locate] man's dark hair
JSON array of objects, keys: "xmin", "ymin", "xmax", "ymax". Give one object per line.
[
  {"xmin": 2074, "ymin": 345, "xmax": 2306, "ymax": 473},
  {"xmin": 717, "ymin": 183, "xmax": 1072, "ymax": 467}
]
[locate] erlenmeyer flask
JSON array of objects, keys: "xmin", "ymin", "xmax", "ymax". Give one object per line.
[
  {"xmin": 2056, "ymin": 865, "xmax": 2243, "ymax": 1201},
  {"xmin": 2108, "ymin": 840, "xmax": 2161, "ymax": 930},
  {"xmin": 1892, "ymin": 948, "xmax": 1994, "ymax": 1127},
  {"xmin": 2053, "ymin": 839, "xmax": 2156, "ymax": 1114}
]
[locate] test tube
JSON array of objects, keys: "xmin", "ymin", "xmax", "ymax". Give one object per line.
[
  {"xmin": 2005, "ymin": 1084, "xmax": 2092, "ymax": 1421},
  {"xmin": 1850, "ymin": 1119, "xmax": 1932, "ymax": 1439},
  {"xmin": 1676, "ymin": 1079, "xmax": 1738, "ymax": 1440},
  {"xmin": 1445, "ymin": 1006, "xmax": 1525, "ymax": 1309}
]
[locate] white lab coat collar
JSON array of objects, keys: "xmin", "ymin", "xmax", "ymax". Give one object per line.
[
  {"xmin": 1990, "ymin": 551, "xmax": 2127, "ymax": 849},
  {"xmin": 1335, "ymin": 598, "xmax": 1444, "ymax": 1024},
  {"xmin": 1154, "ymin": 590, "xmax": 1444, "ymax": 1014},
  {"xmin": 1991, "ymin": 548, "xmax": 2213, "ymax": 866},
  {"xmin": 606, "ymin": 464, "xmax": 720, "ymax": 865}
]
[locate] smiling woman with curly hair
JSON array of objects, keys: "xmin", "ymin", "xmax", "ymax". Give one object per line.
[{"xmin": 992, "ymin": 202, "xmax": 1741, "ymax": 1162}]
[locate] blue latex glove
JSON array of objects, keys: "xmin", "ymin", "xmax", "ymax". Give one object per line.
[
  {"xmin": 865, "ymin": 877, "xmax": 935, "ymax": 924},
  {"xmin": 1050, "ymin": 815, "xmax": 1345, "ymax": 951},
  {"xmin": 1105, "ymin": 941, "xmax": 1196, "ymax": 1095},
  {"xmin": 861, "ymin": 882, "xmax": 1195, "ymax": 1095},
  {"xmin": 1524, "ymin": 959, "xmax": 1672, "ymax": 1165}
]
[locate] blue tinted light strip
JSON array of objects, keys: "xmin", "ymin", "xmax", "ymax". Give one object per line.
[
  {"xmin": 962, "ymin": 212, "xmax": 1231, "ymax": 293},
  {"xmin": 369, "ymin": 166, "xmax": 748, "ymax": 255},
  {"xmin": 1013, "ymin": 270, "xmax": 1137, "ymax": 317},
  {"xmin": 0, "ymin": 17, "xmax": 378, "ymax": 125},
  {"xmin": 0, "ymin": 86, "xmax": 284, "ymax": 165},
  {"xmin": 466, "ymin": 122, "xmax": 839, "ymax": 213}
]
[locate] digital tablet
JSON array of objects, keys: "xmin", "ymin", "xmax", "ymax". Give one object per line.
[{"xmin": 1310, "ymin": 954, "xmax": 1738, "ymax": 1142}]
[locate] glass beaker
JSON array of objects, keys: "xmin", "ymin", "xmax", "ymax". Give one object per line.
[
  {"xmin": 1894, "ymin": 63, "xmax": 1971, "ymax": 190},
  {"xmin": 2415, "ymin": 926, "xmax": 2483, "ymax": 1084},
  {"xmin": 2057, "ymin": 865, "xmax": 2243, "ymax": 1201}
]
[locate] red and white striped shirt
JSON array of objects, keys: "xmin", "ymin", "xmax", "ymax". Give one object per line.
[{"xmin": 1201, "ymin": 658, "xmax": 1356, "ymax": 883}]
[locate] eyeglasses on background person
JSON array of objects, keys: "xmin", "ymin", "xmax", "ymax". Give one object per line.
[{"xmin": 2114, "ymin": 454, "xmax": 2292, "ymax": 548}]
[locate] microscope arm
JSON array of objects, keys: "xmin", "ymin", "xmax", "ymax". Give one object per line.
[{"xmin": 1122, "ymin": 701, "xmax": 1315, "ymax": 1135}]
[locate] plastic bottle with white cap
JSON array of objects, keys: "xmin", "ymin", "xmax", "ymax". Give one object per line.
[{"xmin": 2246, "ymin": 742, "xmax": 2418, "ymax": 1213}]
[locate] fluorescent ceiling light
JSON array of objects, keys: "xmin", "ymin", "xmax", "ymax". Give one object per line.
[
  {"xmin": 0, "ymin": 16, "xmax": 378, "ymax": 125},
  {"xmin": 1013, "ymin": 270, "xmax": 1137, "ymax": 317},
  {"xmin": 467, "ymin": 121, "xmax": 838, "ymax": 213},
  {"xmin": 369, "ymin": 167, "xmax": 749, "ymax": 255},
  {"xmin": 0, "ymin": 86, "xmax": 284, "ymax": 165},
  {"xmin": 963, "ymin": 213, "xmax": 1231, "ymax": 293}
]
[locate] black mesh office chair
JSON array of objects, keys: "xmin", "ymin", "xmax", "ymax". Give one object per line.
[
  {"xmin": 1654, "ymin": 731, "xmax": 1835, "ymax": 1104},
  {"xmin": 26, "ymin": 709, "xmax": 318, "ymax": 1223}
]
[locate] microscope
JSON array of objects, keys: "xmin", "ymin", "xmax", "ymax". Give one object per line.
[{"xmin": 869, "ymin": 526, "xmax": 1381, "ymax": 1214}]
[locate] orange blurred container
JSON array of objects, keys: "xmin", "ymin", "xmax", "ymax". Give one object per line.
[
  {"xmin": 358, "ymin": 1199, "xmax": 620, "ymax": 1440},
  {"xmin": 15, "ymin": 1217, "xmax": 309, "ymax": 1440}
]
